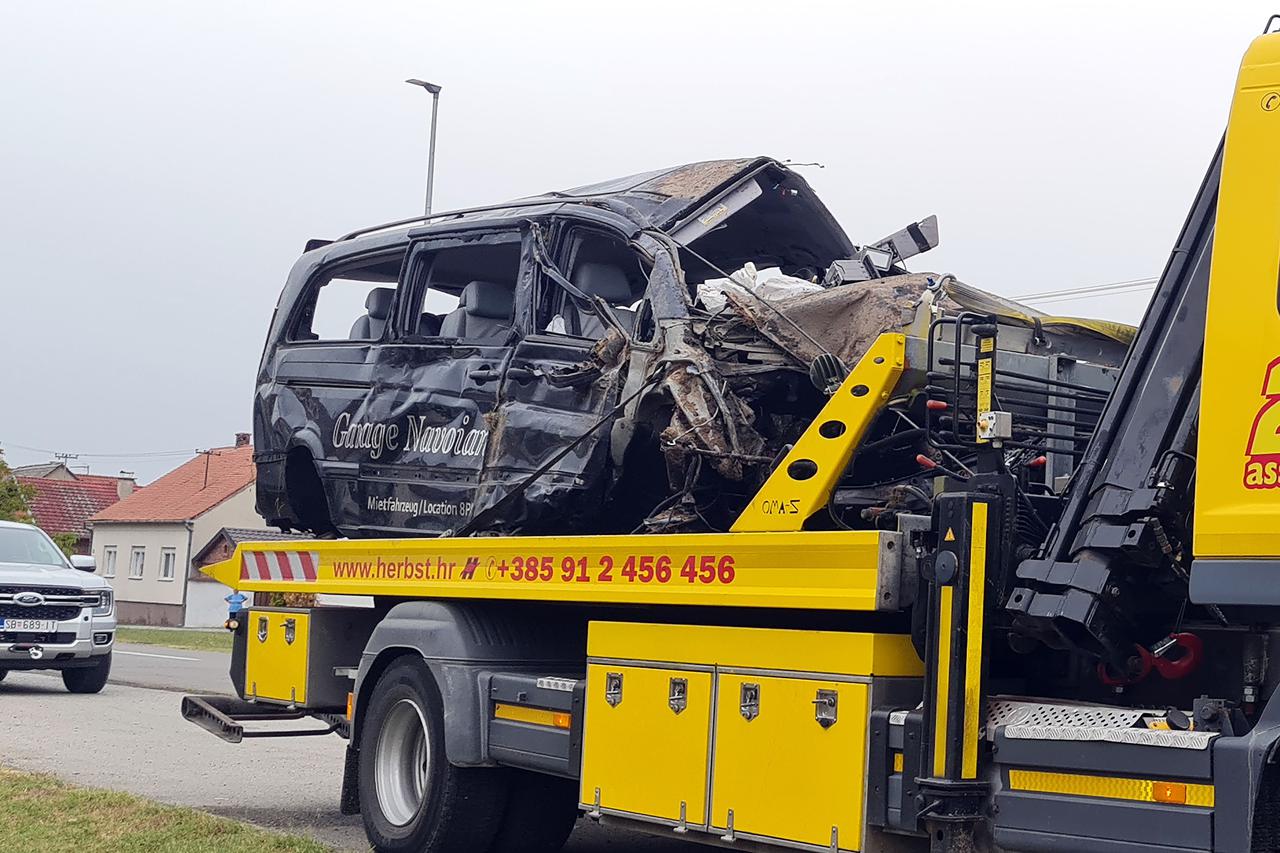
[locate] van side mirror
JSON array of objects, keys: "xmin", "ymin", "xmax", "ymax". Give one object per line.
[{"xmin": 70, "ymin": 555, "xmax": 96, "ymax": 572}]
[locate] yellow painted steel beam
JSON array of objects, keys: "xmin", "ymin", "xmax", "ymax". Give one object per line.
[
  {"xmin": 961, "ymin": 500, "xmax": 988, "ymax": 780},
  {"xmin": 731, "ymin": 333, "xmax": 906, "ymax": 533},
  {"xmin": 203, "ymin": 528, "xmax": 894, "ymax": 612},
  {"xmin": 931, "ymin": 584, "xmax": 954, "ymax": 778},
  {"xmin": 586, "ymin": 621, "xmax": 923, "ymax": 677}
]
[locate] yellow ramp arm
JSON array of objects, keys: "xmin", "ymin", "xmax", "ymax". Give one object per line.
[
  {"xmin": 731, "ymin": 333, "xmax": 906, "ymax": 533},
  {"xmin": 203, "ymin": 528, "xmax": 896, "ymax": 612}
]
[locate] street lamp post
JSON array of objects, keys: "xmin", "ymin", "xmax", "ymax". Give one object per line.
[{"xmin": 405, "ymin": 79, "xmax": 442, "ymax": 216}]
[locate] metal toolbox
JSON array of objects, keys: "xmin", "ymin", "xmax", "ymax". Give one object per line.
[
  {"xmin": 578, "ymin": 621, "xmax": 922, "ymax": 852},
  {"xmin": 242, "ymin": 607, "xmax": 376, "ymax": 709}
]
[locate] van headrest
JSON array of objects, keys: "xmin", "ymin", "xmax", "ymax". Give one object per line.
[
  {"xmin": 460, "ymin": 281, "xmax": 514, "ymax": 320},
  {"xmin": 365, "ymin": 287, "xmax": 395, "ymax": 320},
  {"xmin": 573, "ymin": 262, "xmax": 633, "ymax": 304}
]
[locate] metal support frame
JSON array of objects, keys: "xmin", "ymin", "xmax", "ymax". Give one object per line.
[
  {"xmin": 917, "ymin": 492, "xmax": 1000, "ymax": 850},
  {"xmin": 732, "ymin": 333, "xmax": 906, "ymax": 533}
]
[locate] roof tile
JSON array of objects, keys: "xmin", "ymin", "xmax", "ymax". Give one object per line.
[
  {"xmin": 90, "ymin": 446, "xmax": 255, "ymax": 523},
  {"xmin": 19, "ymin": 476, "xmax": 123, "ymax": 537}
]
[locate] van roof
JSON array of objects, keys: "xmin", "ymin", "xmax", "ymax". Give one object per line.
[{"xmin": 336, "ymin": 157, "xmax": 795, "ymax": 242}]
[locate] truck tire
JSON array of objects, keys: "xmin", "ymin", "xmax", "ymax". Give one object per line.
[
  {"xmin": 358, "ymin": 657, "xmax": 508, "ymax": 853},
  {"xmin": 489, "ymin": 771, "xmax": 579, "ymax": 853},
  {"xmin": 62, "ymin": 653, "xmax": 111, "ymax": 694}
]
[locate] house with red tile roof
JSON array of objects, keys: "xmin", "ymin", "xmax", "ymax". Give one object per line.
[
  {"xmin": 89, "ymin": 435, "xmax": 262, "ymax": 626},
  {"xmin": 17, "ymin": 469, "xmax": 135, "ymax": 555}
]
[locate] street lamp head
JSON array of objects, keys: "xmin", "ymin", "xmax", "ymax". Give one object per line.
[{"xmin": 405, "ymin": 79, "xmax": 442, "ymax": 95}]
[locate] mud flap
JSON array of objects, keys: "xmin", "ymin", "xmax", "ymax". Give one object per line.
[{"xmin": 340, "ymin": 744, "xmax": 361, "ymax": 816}]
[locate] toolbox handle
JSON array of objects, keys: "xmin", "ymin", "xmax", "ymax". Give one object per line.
[{"xmin": 740, "ymin": 682, "xmax": 760, "ymax": 721}]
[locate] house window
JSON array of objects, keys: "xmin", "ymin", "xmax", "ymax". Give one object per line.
[
  {"xmin": 160, "ymin": 548, "xmax": 176, "ymax": 582},
  {"xmin": 102, "ymin": 546, "xmax": 117, "ymax": 579},
  {"xmin": 129, "ymin": 546, "xmax": 145, "ymax": 579}
]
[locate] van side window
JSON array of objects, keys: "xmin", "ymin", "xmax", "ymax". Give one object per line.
[
  {"xmin": 405, "ymin": 238, "xmax": 522, "ymax": 342},
  {"xmin": 290, "ymin": 252, "xmax": 406, "ymax": 342},
  {"xmin": 538, "ymin": 231, "xmax": 652, "ymax": 340}
]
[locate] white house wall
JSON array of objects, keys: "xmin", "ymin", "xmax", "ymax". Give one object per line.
[
  {"xmin": 90, "ymin": 484, "xmax": 264, "ymax": 626},
  {"xmin": 185, "ymin": 484, "xmax": 264, "ymax": 627},
  {"xmin": 91, "ymin": 521, "xmax": 191, "ymax": 606}
]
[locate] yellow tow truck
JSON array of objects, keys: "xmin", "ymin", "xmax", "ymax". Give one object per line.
[{"xmin": 182, "ymin": 23, "xmax": 1280, "ymax": 853}]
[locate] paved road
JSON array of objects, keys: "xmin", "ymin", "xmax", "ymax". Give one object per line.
[
  {"xmin": 109, "ymin": 642, "xmax": 235, "ymax": 694},
  {"xmin": 0, "ymin": 650, "xmax": 695, "ymax": 852}
]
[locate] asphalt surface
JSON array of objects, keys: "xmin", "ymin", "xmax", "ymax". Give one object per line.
[{"xmin": 0, "ymin": 644, "xmax": 696, "ymax": 852}]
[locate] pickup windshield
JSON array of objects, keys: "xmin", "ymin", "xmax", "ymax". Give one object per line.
[{"xmin": 0, "ymin": 525, "xmax": 68, "ymax": 567}]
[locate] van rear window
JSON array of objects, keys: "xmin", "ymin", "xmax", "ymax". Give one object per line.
[{"xmin": 291, "ymin": 253, "xmax": 406, "ymax": 342}]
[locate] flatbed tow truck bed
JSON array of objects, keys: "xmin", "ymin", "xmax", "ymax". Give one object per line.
[{"xmin": 181, "ymin": 27, "xmax": 1280, "ymax": 853}]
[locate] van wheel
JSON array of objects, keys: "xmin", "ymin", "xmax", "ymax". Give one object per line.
[
  {"xmin": 63, "ymin": 653, "xmax": 111, "ymax": 694},
  {"xmin": 358, "ymin": 657, "xmax": 508, "ymax": 853},
  {"xmin": 490, "ymin": 771, "xmax": 579, "ymax": 853}
]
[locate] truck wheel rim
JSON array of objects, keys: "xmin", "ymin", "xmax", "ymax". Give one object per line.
[{"xmin": 375, "ymin": 697, "xmax": 431, "ymax": 826}]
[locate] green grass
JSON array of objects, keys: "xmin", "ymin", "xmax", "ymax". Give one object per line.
[
  {"xmin": 0, "ymin": 767, "xmax": 332, "ymax": 852},
  {"xmin": 115, "ymin": 626, "xmax": 233, "ymax": 653}
]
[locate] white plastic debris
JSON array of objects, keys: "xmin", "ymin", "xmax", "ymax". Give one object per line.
[{"xmin": 696, "ymin": 262, "xmax": 823, "ymax": 313}]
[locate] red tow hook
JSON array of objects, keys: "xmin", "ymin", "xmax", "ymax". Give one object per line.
[
  {"xmin": 1150, "ymin": 632, "xmax": 1204, "ymax": 680},
  {"xmin": 1097, "ymin": 645, "xmax": 1154, "ymax": 686},
  {"xmin": 1096, "ymin": 634, "xmax": 1205, "ymax": 686}
]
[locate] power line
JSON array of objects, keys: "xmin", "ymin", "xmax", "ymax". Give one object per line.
[
  {"xmin": 1011, "ymin": 276, "xmax": 1158, "ymax": 303},
  {"xmin": 1024, "ymin": 285, "xmax": 1159, "ymax": 308},
  {"xmin": 0, "ymin": 441, "xmax": 199, "ymax": 460}
]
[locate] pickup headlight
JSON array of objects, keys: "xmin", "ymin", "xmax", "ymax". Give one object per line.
[{"xmin": 93, "ymin": 590, "xmax": 113, "ymax": 617}]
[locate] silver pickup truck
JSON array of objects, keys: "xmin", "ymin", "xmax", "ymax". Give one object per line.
[{"xmin": 0, "ymin": 520, "xmax": 115, "ymax": 693}]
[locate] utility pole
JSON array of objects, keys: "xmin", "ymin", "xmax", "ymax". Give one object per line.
[{"xmin": 405, "ymin": 79, "xmax": 443, "ymax": 215}]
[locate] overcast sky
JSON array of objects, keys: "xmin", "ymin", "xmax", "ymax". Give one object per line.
[{"xmin": 0, "ymin": 1, "xmax": 1269, "ymax": 482}]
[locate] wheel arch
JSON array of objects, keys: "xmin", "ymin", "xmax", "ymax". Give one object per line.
[{"xmin": 341, "ymin": 600, "xmax": 585, "ymax": 813}]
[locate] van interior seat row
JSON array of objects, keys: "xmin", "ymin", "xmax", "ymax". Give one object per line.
[
  {"xmin": 349, "ymin": 287, "xmax": 395, "ymax": 340},
  {"xmin": 439, "ymin": 280, "xmax": 515, "ymax": 341},
  {"xmin": 569, "ymin": 262, "xmax": 636, "ymax": 337}
]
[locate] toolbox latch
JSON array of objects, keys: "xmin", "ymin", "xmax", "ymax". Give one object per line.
[
  {"xmin": 257, "ymin": 615, "xmax": 269, "ymax": 643},
  {"xmin": 283, "ymin": 618, "xmax": 297, "ymax": 645},
  {"xmin": 668, "ymin": 677, "xmax": 688, "ymax": 715},
  {"xmin": 605, "ymin": 672, "xmax": 623, "ymax": 707},
  {"xmin": 740, "ymin": 682, "xmax": 760, "ymax": 721},
  {"xmin": 813, "ymin": 688, "xmax": 839, "ymax": 728}
]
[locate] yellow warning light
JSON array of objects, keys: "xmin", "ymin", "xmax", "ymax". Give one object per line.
[{"xmin": 346, "ymin": 692, "xmax": 354, "ymax": 721}]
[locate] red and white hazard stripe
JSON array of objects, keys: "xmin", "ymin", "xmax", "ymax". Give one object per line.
[{"xmin": 240, "ymin": 550, "xmax": 319, "ymax": 582}]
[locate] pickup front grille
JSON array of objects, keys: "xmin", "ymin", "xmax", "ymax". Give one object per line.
[
  {"xmin": 0, "ymin": 631, "xmax": 76, "ymax": 644},
  {"xmin": 0, "ymin": 586, "xmax": 99, "ymax": 623},
  {"xmin": 0, "ymin": 604, "xmax": 82, "ymax": 621}
]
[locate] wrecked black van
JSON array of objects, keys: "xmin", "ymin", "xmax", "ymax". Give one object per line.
[{"xmin": 254, "ymin": 158, "xmax": 1131, "ymax": 538}]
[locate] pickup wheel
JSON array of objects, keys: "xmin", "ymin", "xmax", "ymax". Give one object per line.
[
  {"xmin": 358, "ymin": 657, "xmax": 508, "ymax": 853},
  {"xmin": 489, "ymin": 771, "xmax": 578, "ymax": 853},
  {"xmin": 62, "ymin": 652, "xmax": 111, "ymax": 694}
]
